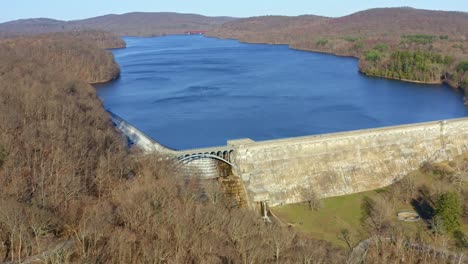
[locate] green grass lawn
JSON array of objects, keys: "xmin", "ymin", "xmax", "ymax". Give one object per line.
[
  {"xmin": 272, "ymin": 189, "xmax": 435, "ymax": 248},
  {"xmin": 272, "ymin": 191, "xmax": 378, "ymax": 247},
  {"xmin": 272, "ymin": 164, "xmax": 468, "ymax": 249},
  {"xmin": 271, "ymin": 172, "xmax": 432, "ymax": 247}
]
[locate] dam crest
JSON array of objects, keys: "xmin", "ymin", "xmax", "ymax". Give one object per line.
[{"xmin": 111, "ymin": 113, "xmax": 468, "ymax": 208}]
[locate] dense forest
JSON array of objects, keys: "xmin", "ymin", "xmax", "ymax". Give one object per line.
[
  {"xmin": 359, "ymin": 48, "xmax": 455, "ymax": 83},
  {"xmin": 0, "ymin": 13, "xmax": 235, "ymax": 37},
  {"xmin": 359, "ymin": 43, "xmax": 468, "ymax": 102},
  {"xmin": 0, "ymin": 31, "xmax": 349, "ymax": 263},
  {"xmin": 0, "ymin": 31, "xmax": 124, "ymax": 83}
]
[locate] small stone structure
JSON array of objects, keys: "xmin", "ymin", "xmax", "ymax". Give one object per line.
[{"xmin": 397, "ymin": 212, "xmax": 421, "ymax": 222}]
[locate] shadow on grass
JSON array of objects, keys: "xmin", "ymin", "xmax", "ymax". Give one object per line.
[
  {"xmin": 410, "ymin": 184, "xmax": 435, "ymax": 222},
  {"xmin": 411, "ymin": 198, "xmax": 434, "ymax": 221}
]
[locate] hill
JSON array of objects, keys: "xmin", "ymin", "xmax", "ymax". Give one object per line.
[
  {"xmin": 0, "ymin": 18, "xmax": 67, "ymax": 34},
  {"xmin": 211, "ymin": 8, "xmax": 468, "ymax": 51},
  {"xmin": 210, "ymin": 15, "xmax": 330, "ymax": 44},
  {"xmin": 0, "ymin": 12, "xmax": 237, "ymax": 36},
  {"xmin": 0, "ymin": 31, "xmax": 123, "ymax": 83},
  {"xmin": 69, "ymin": 12, "xmax": 236, "ymax": 36},
  {"xmin": 320, "ymin": 8, "xmax": 468, "ymax": 37}
]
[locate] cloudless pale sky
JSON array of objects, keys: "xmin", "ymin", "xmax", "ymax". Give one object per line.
[{"xmin": 2, "ymin": 0, "xmax": 467, "ymax": 23}]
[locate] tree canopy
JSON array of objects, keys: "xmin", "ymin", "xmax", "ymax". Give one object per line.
[
  {"xmin": 457, "ymin": 61, "xmax": 468, "ymax": 73},
  {"xmin": 434, "ymin": 192, "xmax": 462, "ymax": 233}
]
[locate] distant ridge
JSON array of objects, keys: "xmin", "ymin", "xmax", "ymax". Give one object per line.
[
  {"xmin": 1, "ymin": 7, "xmax": 466, "ymax": 39},
  {"xmin": 0, "ymin": 12, "xmax": 237, "ymax": 37},
  {"xmin": 212, "ymin": 7, "xmax": 468, "ymax": 40}
]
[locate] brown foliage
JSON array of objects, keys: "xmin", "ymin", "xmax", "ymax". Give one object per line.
[
  {"xmin": 0, "ymin": 13, "xmax": 236, "ymax": 37},
  {"xmin": 212, "ymin": 8, "xmax": 468, "ymax": 44},
  {"xmin": 365, "ymin": 235, "xmax": 462, "ymax": 264},
  {"xmin": 0, "ymin": 32, "xmax": 347, "ymax": 263},
  {"xmin": 0, "ymin": 31, "xmax": 123, "ymax": 83},
  {"xmin": 0, "ymin": 32, "xmax": 129, "ymax": 262}
]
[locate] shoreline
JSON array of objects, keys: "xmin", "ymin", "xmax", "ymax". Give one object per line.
[
  {"xmin": 206, "ymin": 34, "xmax": 464, "ymax": 90},
  {"xmin": 100, "ymin": 35, "xmax": 468, "ymax": 151},
  {"xmin": 359, "ymin": 71, "xmax": 444, "ymax": 85},
  {"xmin": 109, "ymin": 34, "xmax": 466, "ymax": 105},
  {"xmin": 205, "ymin": 34, "xmax": 360, "ymax": 59},
  {"xmin": 90, "ymin": 71, "xmax": 120, "ymax": 85}
]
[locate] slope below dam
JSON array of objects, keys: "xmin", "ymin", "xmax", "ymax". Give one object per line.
[{"xmin": 99, "ymin": 35, "xmax": 468, "ymax": 207}]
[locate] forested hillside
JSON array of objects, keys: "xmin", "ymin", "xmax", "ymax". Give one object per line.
[
  {"xmin": 0, "ymin": 32, "xmax": 123, "ymax": 83},
  {"xmin": 0, "ymin": 13, "xmax": 236, "ymax": 37},
  {"xmin": 211, "ymin": 8, "xmax": 467, "ymax": 53},
  {"xmin": 359, "ymin": 46, "xmax": 463, "ymax": 83},
  {"xmin": 0, "ymin": 31, "xmax": 349, "ymax": 263},
  {"xmin": 209, "ymin": 8, "xmax": 468, "ymax": 104}
]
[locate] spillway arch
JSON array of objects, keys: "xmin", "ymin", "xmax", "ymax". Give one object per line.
[
  {"xmin": 108, "ymin": 110, "xmax": 237, "ymax": 169},
  {"xmin": 178, "ymin": 153, "xmax": 236, "ymax": 168}
]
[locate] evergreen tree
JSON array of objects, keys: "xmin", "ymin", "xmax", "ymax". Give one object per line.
[
  {"xmin": 457, "ymin": 61, "xmax": 468, "ymax": 73},
  {"xmin": 434, "ymin": 192, "xmax": 462, "ymax": 233}
]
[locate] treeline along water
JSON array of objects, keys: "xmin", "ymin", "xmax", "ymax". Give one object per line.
[{"xmin": 97, "ymin": 35, "xmax": 468, "ymax": 150}]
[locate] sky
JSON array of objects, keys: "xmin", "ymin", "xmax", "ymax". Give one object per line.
[{"xmin": 1, "ymin": 0, "xmax": 467, "ymax": 23}]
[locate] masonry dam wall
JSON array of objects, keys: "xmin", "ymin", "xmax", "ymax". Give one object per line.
[
  {"xmin": 111, "ymin": 112, "xmax": 468, "ymax": 208},
  {"xmin": 109, "ymin": 112, "xmax": 176, "ymax": 155},
  {"xmin": 229, "ymin": 118, "xmax": 468, "ymax": 207}
]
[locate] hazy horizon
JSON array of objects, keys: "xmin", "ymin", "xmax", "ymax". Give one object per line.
[{"xmin": 2, "ymin": 0, "xmax": 467, "ymax": 23}]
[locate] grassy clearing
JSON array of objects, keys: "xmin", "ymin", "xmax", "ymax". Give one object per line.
[
  {"xmin": 272, "ymin": 191, "xmax": 377, "ymax": 247},
  {"xmin": 272, "ymin": 156, "xmax": 468, "ymax": 249},
  {"xmin": 272, "ymin": 187, "xmax": 433, "ymax": 248}
]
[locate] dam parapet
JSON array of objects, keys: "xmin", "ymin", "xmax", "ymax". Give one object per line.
[
  {"xmin": 231, "ymin": 118, "xmax": 468, "ymax": 207},
  {"xmin": 109, "ymin": 112, "xmax": 176, "ymax": 155}
]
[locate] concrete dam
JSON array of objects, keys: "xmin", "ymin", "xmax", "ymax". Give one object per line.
[{"xmin": 111, "ymin": 113, "xmax": 468, "ymax": 208}]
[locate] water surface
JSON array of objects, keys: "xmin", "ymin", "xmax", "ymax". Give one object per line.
[{"xmin": 97, "ymin": 35, "xmax": 468, "ymax": 150}]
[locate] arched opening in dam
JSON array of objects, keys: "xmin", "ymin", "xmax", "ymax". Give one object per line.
[{"xmin": 97, "ymin": 35, "xmax": 468, "ymax": 150}]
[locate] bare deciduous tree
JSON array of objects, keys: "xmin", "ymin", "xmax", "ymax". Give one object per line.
[{"xmin": 298, "ymin": 183, "xmax": 322, "ymax": 211}]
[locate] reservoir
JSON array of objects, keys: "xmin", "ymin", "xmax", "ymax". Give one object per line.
[{"xmin": 97, "ymin": 35, "xmax": 468, "ymax": 150}]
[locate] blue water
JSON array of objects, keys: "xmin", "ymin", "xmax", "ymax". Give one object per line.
[{"xmin": 97, "ymin": 35, "xmax": 468, "ymax": 150}]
